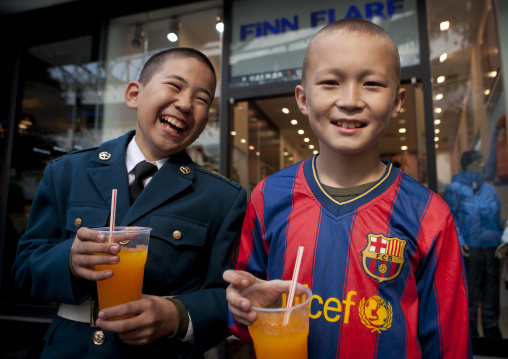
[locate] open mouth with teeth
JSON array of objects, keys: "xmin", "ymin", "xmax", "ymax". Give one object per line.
[
  {"xmin": 160, "ymin": 116, "xmax": 187, "ymax": 134},
  {"xmin": 331, "ymin": 120, "xmax": 365, "ymax": 129}
]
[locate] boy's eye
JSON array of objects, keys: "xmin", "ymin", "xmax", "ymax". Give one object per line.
[
  {"xmin": 364, "ymin": 81, "xmax": 384, "ymax": 87},
  {"xmin": 320, "ymin": 80, "xmax": 339, "ymax": 86},
  {"xmin": 196, "ymin": 97, "xmax": 209, "ymax": 104},
  {"xmin": 168, "ymin": 83, "xmax": 181, "ymax": 90}
]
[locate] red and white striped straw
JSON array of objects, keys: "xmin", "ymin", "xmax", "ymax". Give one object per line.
[
  {"xmin": 109, "ymin": 189, "xmax": 117, "ymax": 243},
  {"xmin": 283, "ymin": 245, "xmax": 304, "ymax": 326}
]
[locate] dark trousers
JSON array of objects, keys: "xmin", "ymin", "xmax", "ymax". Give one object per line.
[{"xmin": 465, "ymin": 247, "xmax": 502, "ymax": 338}]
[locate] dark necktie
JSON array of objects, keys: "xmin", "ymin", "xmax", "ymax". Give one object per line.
[{"xmin": 129, "ymin": 161, "xmax": 158, "ymax": 203}]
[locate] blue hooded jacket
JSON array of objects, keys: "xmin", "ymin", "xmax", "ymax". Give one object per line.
[{"xmin": 443, "ymin": 171, "xmax": 503, "ymax": 247}]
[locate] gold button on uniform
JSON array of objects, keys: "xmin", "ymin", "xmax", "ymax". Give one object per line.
[
  {"xmin": 173, "ymin": 230, "xmax": 182, "ymax": 240},
  {"xmin": 179, "ymin": 166, "xmax": 191, "ymax": 175},
  {"xmin": 74, "ymin": 218, "xmax": 83, "ymax": 227},
  {"xmin": 93, "ymin": 330, "xmax": 105, "ymax": 345}
]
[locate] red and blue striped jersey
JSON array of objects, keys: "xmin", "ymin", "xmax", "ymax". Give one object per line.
[{"xmin": 230, "ymin": 157, "xmax": 472, "ymax": 358}]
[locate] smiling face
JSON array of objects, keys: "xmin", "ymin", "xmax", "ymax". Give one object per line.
[
  {"xmin": 125, "ymin": 56, "xmax": 216, "ymax": 161},
  {"xmin": 295, "ymin": 29, "xmax": 405, "ymax": 159}
]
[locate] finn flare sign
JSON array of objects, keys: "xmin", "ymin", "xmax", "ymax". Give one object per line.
[
  {"xmin": 230, "ymin": 0, "xmax": 418, "ymax": 87},
  {"xmin": 240, "ymin": 0, "xmax": 405, "ymax": 41}
]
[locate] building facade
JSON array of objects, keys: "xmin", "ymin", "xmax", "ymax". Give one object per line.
[{"xmin": 0, "ymin": 0, "xmax": 507, "ymax": 356}]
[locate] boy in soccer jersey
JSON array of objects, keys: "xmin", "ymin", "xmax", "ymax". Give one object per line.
[{"xmin": 224, "ymin": 18, "xmax": 472, "ymax": 358}]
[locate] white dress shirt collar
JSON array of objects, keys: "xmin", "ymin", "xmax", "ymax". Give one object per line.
[{"xmin": 126, "ymin": 136, "xmax": 169, "ymax": 173}]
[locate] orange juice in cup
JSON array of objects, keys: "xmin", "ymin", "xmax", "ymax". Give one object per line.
[
  {"xmin": 93, "ymin": 227, "xmax": 151, "ymax": 316},
  {"xmin": 242, "ymin": 281, "xmax": 312, "ymax": 359}
]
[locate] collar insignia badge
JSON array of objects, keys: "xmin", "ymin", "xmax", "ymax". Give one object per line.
[{"xmin": 99, "ymin": 152, "xmax": 111, "ymax": 161}]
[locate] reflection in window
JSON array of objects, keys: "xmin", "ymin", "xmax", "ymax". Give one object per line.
[
  {"xmin": 427, "ymin": 0, "xmax": 508, "ymax": 341},
  {"xmin": 4, "ymin": 35, "xmax": 98, "ymax": 304}
]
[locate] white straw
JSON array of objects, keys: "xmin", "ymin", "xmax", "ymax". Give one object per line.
[
  {"xmin": 283, "ymin": 245, "xmax": 304, "ymax": 326},
  {"xmin": 109, "ymin": 189, "xmax": 117, "ymax": 243}
]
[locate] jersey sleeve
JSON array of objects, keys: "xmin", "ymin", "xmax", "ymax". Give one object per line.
[
  {"xmin": 228, "ymin": 181, "xmax": 268, "ymax": 342},
  {"xmin": 416, "ymin": 205, "xmax": 472, "ymax": 358}
]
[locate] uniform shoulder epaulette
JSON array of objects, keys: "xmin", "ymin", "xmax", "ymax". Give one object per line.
[
  {"xmin": 50, "ymin": 146, "xmax": 99, "ymax": 163},
  {"xmin": 195, "ymin": 164, "xmax": 242, "ymax": 189}
]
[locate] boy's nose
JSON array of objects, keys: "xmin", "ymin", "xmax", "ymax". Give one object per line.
[
  {"xmin": 337, "ymin": 85, "xmax": 363, "ymax": 110},
  {"xmin": 174, "ymin": 96, "xmax": 192, "ymax": 112}
]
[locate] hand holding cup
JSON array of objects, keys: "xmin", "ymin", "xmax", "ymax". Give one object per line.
[
  {"xmin": 241, "ymin": 281, "xmax": 312, "ymax": 359},
  {"xmin": 70, "ymin": 227, "xmax": 121, "ymax": 281}
]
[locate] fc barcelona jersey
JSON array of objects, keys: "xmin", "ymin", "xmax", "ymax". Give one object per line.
[{"xmin": 230, "ymin": 157, "xmax": 472, "ymax": 358}]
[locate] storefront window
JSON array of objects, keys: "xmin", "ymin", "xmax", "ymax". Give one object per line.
[
  {"xmin": 427, "ymin": 0, "xmax": 508, "ymax": 341},
  {"xmin": 3, "ymin": 35, "xmax": 99, "ymax": 304}
]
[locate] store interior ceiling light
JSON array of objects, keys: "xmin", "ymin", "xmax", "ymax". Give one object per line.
[
  {"xmin": 167, "ymin": 17, "xmax": 179, "ymax": 43},
  {"xmin": 440, "ymin": 21, "xmax": 450, "ymax": 31},
  {"xmin": 216, "ymin": 12, "xmax": 224, "ymax": 33}
]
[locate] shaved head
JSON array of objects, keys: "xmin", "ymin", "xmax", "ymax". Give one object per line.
[{"xmin": 301, "ymin": 18, "xmax": 401, "ymax": 87}]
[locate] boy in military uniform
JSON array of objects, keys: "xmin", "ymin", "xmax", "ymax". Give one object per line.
[{"xmin": 13, "ymin": 47, "xmax": 247, "ymax": 358}]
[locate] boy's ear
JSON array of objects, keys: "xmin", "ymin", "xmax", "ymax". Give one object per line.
[
  {"xmin": 391, "ymin": 87, "xmax": 406, "ymax": 118},
  {"xmin": 295, "ymin": 85, "xmax": 309, "ymax": 116},
  {"xmin": 125, "ymin": 81, "xmax": 142, "ymax": 109}
]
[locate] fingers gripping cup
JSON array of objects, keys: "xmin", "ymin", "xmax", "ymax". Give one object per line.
[
  {"xmin": 94, "ymin": 227, "xmax": 151, "ymax": 313},
  {"xmin": 242, "ymin": 281, "xmax": 312, "ymax": 359}
]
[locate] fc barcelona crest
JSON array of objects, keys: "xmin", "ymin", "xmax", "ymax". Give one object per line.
[{"xmin": 362, "ymin": 233, "xmax": 406, "ymax": 282}]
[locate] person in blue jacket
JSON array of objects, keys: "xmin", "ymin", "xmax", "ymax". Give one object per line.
[
  {"xmin": 443, "ymin": 150, "xmax": 503, "ymax": 338},
  {"xmin": 11, "ymin": 47, "xmax": 247, "ymax": 358}
]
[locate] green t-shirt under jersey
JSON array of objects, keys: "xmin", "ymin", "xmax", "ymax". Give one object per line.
[{"xmin": 321, "ymin": 181, "xmax": 376, "ymax": 202}]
